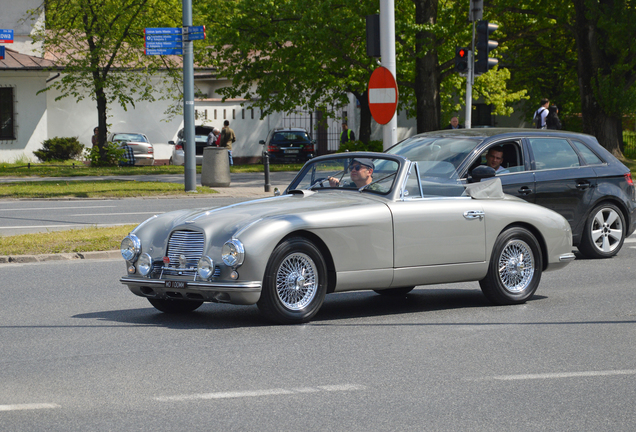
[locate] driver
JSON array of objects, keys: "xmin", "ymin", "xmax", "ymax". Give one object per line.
[{"xmin": 328, "ymin": 158, "xmax": 375, "ymax": 189}]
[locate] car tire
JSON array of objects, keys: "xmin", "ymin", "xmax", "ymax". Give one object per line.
[
  {"xmin": 479, "ymin": 227, "xmax": 542, "ymax": 305},
  {"xmin": 578, "ymin": 203, "xmax": 626, "ymax": 259},
  {"xmin": 373, "ymin": 287, "xmax": 415, "ymax": 296},
  {"xmin": 257, "ymin": 237, "xmax": 328, "ymax": 324},
  {"xmin": 147, "ymin": 298, "xmax": 203, "ymax": 313}
]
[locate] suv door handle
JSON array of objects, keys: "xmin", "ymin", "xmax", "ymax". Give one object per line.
[
  {"xmin": 576, "ymin": 181, "xmax": 591, "ymax": 190},
  {"xmin": 517, "ymin": 186, "xmax": 533, "ymax": 195}
]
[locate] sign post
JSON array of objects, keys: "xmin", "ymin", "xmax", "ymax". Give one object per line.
[{"xmin": 368, "ymin": 66, "xmax": 399, "ymax": 126}]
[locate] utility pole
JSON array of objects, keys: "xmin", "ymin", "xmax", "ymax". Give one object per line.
[
  {"xmin": 183, "ymin": 0, "xmax": 196, "ymax": 192},
  {"xmin": 380, "ymin": 0, "xmax": 397, "ymax": 148}
]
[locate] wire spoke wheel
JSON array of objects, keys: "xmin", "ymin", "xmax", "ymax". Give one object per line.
[
  {"xmin": 275, "ymin": 252, "xmax": 318, "ymax": 310},
  {"xmin": 497, "ymin": 239, "xmax": 535, "ymax": 293}
]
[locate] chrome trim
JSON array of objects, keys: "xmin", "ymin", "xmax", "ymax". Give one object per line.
[
  {"xmin": 559, "ymin": 253, "xmax": 576, "ymax": 262},
  {"xmin": 121, "ymin": 234, "xmax": 141, "ymax": 262},
  {"xmin": 120, "ymin": 276, "xmax": 261, "ymax": 291}
]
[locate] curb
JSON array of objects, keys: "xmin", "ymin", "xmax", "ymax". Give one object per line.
[{"xmin": 0, "ymin": 250, "xmax": 121, "ymax": 264}]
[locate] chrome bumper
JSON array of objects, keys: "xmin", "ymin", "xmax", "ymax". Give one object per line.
[
  {"xmin": 120, "ymin": 276, "xmax": 261, "ymax": 291},
  {"xmin": 559, "ymin": 253, "xmax": 576, "ymax": 262}
]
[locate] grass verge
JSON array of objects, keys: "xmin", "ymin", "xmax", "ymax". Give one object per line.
[
  {"xmin": 0, "ymin": 180, "xmax": 216, "ymax": 199},
  {"xmin": 0, "ymin": 160, "xmax": 303, "ymax": 177},
  {"xmin": 0, "ymin": 225, "xmax": 136, "ymax": 256}
]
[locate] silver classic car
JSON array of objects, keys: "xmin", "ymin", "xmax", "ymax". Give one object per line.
[{"xmin": 120, "ymin": 152, "xmax": 575, "ymax": 324}]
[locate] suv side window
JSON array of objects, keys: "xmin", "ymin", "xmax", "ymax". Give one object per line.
[
  {"xmin": 571, "ymin": 140, "xmax": 604, "ymax": 165},
  {"xmin": 529, "ymin": 138, "xmax": 581, "ymax": 170}
]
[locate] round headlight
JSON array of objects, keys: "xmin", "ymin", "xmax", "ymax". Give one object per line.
[
  {"xmin": 121, "ymin": 234, "xmax": 141, "ymax": 262},
  {"xmin": 197, "ymin": 256, "xmax": 215, "ymax": 280},
  {"xmin": 222, "ymin": 239, "xmax": 245, "ymax": 268},
  {"xmin": 137, "ymin": 253, "xmax": 153, "ymax": 276}
]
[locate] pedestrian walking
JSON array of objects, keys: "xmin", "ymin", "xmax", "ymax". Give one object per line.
[{"xmin": 220, "ymin": 120, "xmax": 236, "ymax": 165}]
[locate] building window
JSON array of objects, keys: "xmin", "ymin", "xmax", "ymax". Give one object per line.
[{"xmin": 0, "ymin": 87, "xmax": 15, "ymax": 140}]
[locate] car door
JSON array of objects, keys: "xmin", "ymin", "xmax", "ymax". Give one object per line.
[{"xmin": 526, "ymin": 137, "xmax": 597, "ymax": 235}]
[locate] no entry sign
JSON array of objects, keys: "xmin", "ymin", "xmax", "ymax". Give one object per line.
[{"xmin": 368, "ymin": 66, "xmax": 398, "ymax": 125}]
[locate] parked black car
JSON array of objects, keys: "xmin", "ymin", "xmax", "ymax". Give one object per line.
[
  {"xmin": 386, "ymin": 128, "xmax": 636, "ymax": 258},
  {"xmin": 259, "ymin": 127, "xmax": 315, "ymax": 163}
]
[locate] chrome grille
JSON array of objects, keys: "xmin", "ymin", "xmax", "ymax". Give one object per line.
[{"xmin": 166, "ymin": 230, "xmax": 205, "ymax": 270}]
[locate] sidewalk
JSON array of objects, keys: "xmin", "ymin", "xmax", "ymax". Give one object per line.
[{"xmin": 0, "ymin": 171, "xmax": 299, "ymax": 199}]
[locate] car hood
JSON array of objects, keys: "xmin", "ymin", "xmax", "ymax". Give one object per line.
[{"xmin": 131, "ymin": 190, "xmax": 386, "ymax": 243}]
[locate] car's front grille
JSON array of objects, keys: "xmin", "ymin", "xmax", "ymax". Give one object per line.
[{"xmin": 162, "ymin": 230, "xmax": 205, "ymax": 277}]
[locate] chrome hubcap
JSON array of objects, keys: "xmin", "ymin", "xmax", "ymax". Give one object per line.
[
  {"xmin": 276, "ymin": 253, "xmax": 318, "ymax": 310},
  {"xmin": 498, "ymin": 240, "xmax": 534, "ymax": 293},
  {"xmin": 590, "ymin": 208, "xmax": 623, "ymax": 253}
]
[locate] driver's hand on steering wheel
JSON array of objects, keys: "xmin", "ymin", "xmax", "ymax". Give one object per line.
[{"xmin": 328, "ymin": 177, "xmax": 340, "ymax": 187}]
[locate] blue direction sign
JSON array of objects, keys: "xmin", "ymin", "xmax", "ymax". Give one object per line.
[
  {"xmin": 187, "ymin": 25, "xmax": 205, "ymax": 33},
  {"xmin": 0, "ymin": 46, "xmax": 5, "ymax": 60},
  {"xmin": 145, "ymin": 41, "xmax": 183, "ymax": 49},
  {"xmin": 145, "ymin": 34, "xmax": 183, "ymax": 43},
  {"xmin": 145, "ymin": 27, "xmax": 181, "ymax": 35},
  {"xmin": 145, "ymin": 48, "xmax": 183, "ymax": 56},
  {"xmin": 0, "ymin": 29, "xmax": 14, "ymax": 43},
  {"xmin": 187, "ymin": 32, "xmax": 206, "ymax": 41},
  {"xmin": 184, "ymin": 25, "xmax": 205, "ymax": 41}
]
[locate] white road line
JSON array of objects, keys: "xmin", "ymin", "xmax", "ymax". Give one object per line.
[
  {"xmin": 70, "ymin": 212, "xmax": 163, "ymax": 217},
  {"xmin": 0, "ymin": 223, "xmax": 134, "ymax": 230},
  {"xmin": 0, "ymin": 206, "xmax": 117, "ymax": 212},
  {"xmin": 490, "ymin": 369, "xmax": 636, "ymax": 381},
  {"xmin": 155, "ymin": 384, "xmax": 365, "ymax": 402},
  {"xmin": 0, "ymin": 403, "xmax": 61, "ymax": 412}
]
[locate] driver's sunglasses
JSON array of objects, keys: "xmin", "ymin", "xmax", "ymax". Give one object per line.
[{"xmin": 349, "ymin": 164, "xmax": 365, "ymax": 171}]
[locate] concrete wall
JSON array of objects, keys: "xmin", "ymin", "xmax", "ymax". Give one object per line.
[{"xmin": 0, "ymin": 71, "xmax": 49, "ymax": 162}]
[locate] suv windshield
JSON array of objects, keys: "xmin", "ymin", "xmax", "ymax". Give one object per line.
[{"xmin": 387, "ymin": 136, "xmax": 481, "ymax": 179}]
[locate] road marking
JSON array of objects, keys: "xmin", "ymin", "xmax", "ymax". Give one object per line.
[
  {"xmin": 0, "ymin": 403, "xmax": 60, "ymax": 411},
  {"xmin": 70, "ymin": 212, "xmax": 163, "ymax": 217},
  {"xmin": 0, "ymin": 206, "xmax": 117, "ymax": 212},
  {"xmin": 0, "ymin": 223, "xmax": 133, "ymax": 230},
  {"xmin": 154, "ymin": 384, "xmax": 365, "ymax": 402},
  {"xmin": 489, "ymin": 369, "xmax": 636, "ymax": 381}
]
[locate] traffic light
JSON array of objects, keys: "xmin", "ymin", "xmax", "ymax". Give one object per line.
[
  {"xmin": 455, "ymin": 47, "xmax": 469, "ymax": 73},
  {"xmin": 475, "ymin": 20, "xmax": 498, "ymax": 75}
]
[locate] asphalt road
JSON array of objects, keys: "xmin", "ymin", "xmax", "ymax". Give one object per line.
[
  {"xmin": 1, "ymin": 242, "xmax": 636, "ymax": 431},
  {"xmin": 0, "ymin": 171, "xmax": 297, "ymax": 235}
]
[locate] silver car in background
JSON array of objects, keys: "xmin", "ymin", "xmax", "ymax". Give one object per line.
[
  {"xmin": 120, "ymin": 152, "xmax": 575, "ymax": 324},
  {"xmin": 108, "ymin": 132, "xmax": 154, "ymax": 166}
]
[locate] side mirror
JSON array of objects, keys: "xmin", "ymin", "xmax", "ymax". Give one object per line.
[
  {"xmin": 470, "ymin": 165, "xmax": 496, "ymax": 183},
  {"xmin": 259, "ymin": 140, "xmax": 266, "ymax": 145},
  {"xmin": 168, "ymin": 140, "xmax": 175, "ymax": 145}
]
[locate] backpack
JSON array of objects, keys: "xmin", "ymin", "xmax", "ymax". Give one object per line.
[{"xmin": 534, "ymin": 107, "xmax": 547, "ymax": 129}]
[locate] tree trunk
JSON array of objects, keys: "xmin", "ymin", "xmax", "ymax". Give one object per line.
[
  {"xmin": 355, "ymin": 90, "xmax": 372, "ymax": 144},
  {"xmin": 572, "ymin": 0, "xmax": 624, "ymax": 158},
  {"xmin": 414, "ymin": 0, "xmax": 441, "ymax": 133}
]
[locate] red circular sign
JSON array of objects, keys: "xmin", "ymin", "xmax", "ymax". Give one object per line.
[{"xmin": 368, "ymin": 66, "xmax": 399, "ymax": 125}]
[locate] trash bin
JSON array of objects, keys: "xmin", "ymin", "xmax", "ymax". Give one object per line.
[{"xmin": 201, "ymin": 147, "xmax": 231, "ymax": 187}]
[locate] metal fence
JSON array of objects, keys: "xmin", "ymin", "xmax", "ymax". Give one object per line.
[{"xmin": 624, "ymin": 131, "xmax": 636, "ymax": 158}]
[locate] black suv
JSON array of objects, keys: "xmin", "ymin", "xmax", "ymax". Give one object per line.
[{"xmin": 259, "ymin": 127, "xmax": 315, "ymax": 163}]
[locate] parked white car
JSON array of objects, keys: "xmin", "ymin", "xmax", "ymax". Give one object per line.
[{"xmin": 169, "ymin": 125, "xmax": 216, "ymax": 165}]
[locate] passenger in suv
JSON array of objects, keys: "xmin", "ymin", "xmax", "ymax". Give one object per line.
[{"xmin": 259, "ymin": 127, "xmax": 315, "ymax": 163}]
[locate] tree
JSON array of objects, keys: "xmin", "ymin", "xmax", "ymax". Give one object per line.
[{"xmin": 30, "ymin": 0, "xmax": 182, "ymax": 164}]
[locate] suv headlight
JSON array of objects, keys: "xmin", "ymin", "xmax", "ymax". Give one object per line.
[
  {"xmin": 121, "ymin": 234, "xmax": 141, "ymax": 262},
  {"xmin": 222, "ymin": 239, "xmax": 244, "ymax": 268}
]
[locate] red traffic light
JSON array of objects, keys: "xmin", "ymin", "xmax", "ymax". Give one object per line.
[{"xmin": 458, "ymin": 48, "xmax": 467, "ymax": 58}]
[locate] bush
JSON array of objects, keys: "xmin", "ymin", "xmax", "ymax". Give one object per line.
[
  {"xmin": 84, "ymin": 142, "xmax": 126, "ymax": 167},
  {"xmin": 33, "ymin": 137, "xmax": 84, "ymax": 162},
  {"xmin": 336, "ymin": 140, "xmax": 384, "ymax": 153}
]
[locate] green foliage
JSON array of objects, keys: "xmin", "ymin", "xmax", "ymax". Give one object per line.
[
  {"xmin": 336, "ymin": 140, "xmax": 384, "ymax": 153},
  {"xmin": 84, "ymin": 142, "xmax": 125, "ymax": 167},
  {"xmin": 33, "ymin": 137, "xmax": 84, "ymax": 162}
]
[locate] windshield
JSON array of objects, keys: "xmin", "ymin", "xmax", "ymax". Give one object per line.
[
  {"xmin": 289, "ymin": 155, "xmax": 400, "ymax": 195},
  {"xmin": 387, "ymin": 136, "xmax": 481, "ymax": 179},
  {"xmin": 271, "ymin": 131, "xmax": 311, "ymax": 144},
  {"xmin": 112, "ymin": 133, "xmax": 148, "ymax": 143}
]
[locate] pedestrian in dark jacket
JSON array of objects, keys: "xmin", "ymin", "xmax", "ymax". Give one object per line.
[{"xmin": 546, "ymin": 105, "xmax": 562, "ymax": 130}]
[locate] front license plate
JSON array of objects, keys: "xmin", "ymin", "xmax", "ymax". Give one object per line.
[
  {"xmin": 285, "ymin": 149, "xmax": 299, "ymax": 154},
  {"xmin": 165, "ymin": 280, "xmax": 187, "ymax": 289}
]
